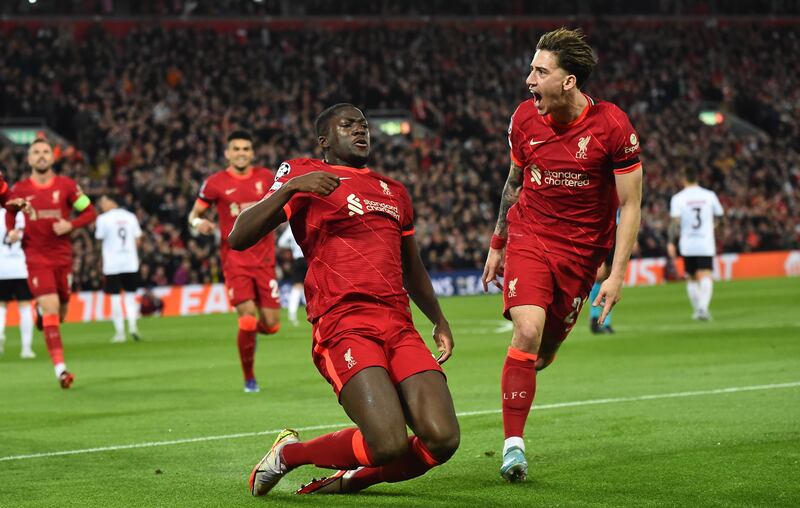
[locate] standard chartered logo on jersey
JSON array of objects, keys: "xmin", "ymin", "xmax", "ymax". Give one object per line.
[
  {"xmin": 528, "ymin": 164, "xmax": 589, "ymax": 188},
  {"xmin": 347, "ymin": 194, "xmax": 364, "ymax": 216},
  {"xmin": 347, "ymin": 193, "xmax": 400, "ymax": 220}
]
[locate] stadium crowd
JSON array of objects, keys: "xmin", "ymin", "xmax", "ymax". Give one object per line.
[{"xmin": 0, "ymin": 20, "xmax": 798, "ymax": 290}]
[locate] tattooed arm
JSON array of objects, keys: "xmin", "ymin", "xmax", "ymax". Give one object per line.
[
  {"xmin": 493, "ymin": 161, "xmax": 524, "ymax": 237},
  {"xmin": 482, "ymin": 160, "xmax": 524, "ymax": 291}
]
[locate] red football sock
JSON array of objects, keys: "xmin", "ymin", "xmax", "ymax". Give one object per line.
[
  {"xmin": 42, "ymin": 314, "xmax": 65, "ymax": 366},
  {"xmin": 237, "ymin": 316, "xmax": 258, "ymax": 381},
  {"xmin": 345, "ymin": 436, "xmax": 440, "ymax": 492},
  {"xmin": 257, "ymin": 322, "xmax": 280, "ymax": 335},
  {"xmin": 502, "ymin": 347, "xmax": 538, "ymax": 439},
  {"xmin": 282, "ymin": 427, "xmax": 373, "ymax": 469}
]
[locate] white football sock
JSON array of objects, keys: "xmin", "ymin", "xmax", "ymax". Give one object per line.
[
  {"xmin": 698, "ymin": 277, "xmax": 713, "ymax": 312},
  {"xmin": 503, "ymin": 436, "xmax": 525, "ymax": 455},
  {"xmin": 110, "ymin": 294, "xmax": 125, "ymax": 336},
  {"xmin": 123, "ymin": 292, "xmax": 139, "ymax": 332},
  {"xmin": 18, "ymin": 302, "xmax": 34, "ymax": 353},
  {"xmin": 54, "ymin": 362, "xmax": 67, "ymax": 377},
  {"xmin": 288, "ymin": 285, "xmax": 303, "ymax": 322},
  {"xmin": 687, "ymin": 280, "xmax": 700, "ymax": 311}
]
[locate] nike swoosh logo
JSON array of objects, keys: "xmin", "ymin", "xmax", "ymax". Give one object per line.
[
  {"xmin": 529, "ymin": 140, "xmax": 546, "ymax": 146},
  {"xmin": 225, "ymin": 189, "xmax": 236, "ymax": 195},
  {"xmin": 339, "ymin": 177, "xmax": 352, "ymax": 180}
]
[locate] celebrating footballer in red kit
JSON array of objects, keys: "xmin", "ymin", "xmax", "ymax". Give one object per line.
[
  {"xmin": 482, "ymin": 28, "xmax": 644, "ymax": 481},
  {"xmin": 188, "ymin": 131, "xmax": 280, "ymax": 393},
  {"xmin": 0, "ymin": 171, "xmax": 8, "ymax": 205},
  {"xmin": 229, "ymin": 103, "xmax": 459, "ymax": 496},
  {"xmin": 4, "ymin": 138, "xmax": 98, "ymax": 389}
]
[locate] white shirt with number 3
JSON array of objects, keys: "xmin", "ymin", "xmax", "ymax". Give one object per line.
[
  {"xmin": 95, "ymin": 208, "xmax": 142, "ymax": 275},
  {"xmin": 670, "ymin": 185, "xmax": 724, "ymax": 257}
]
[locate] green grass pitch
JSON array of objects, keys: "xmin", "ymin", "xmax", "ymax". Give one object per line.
[{"xmin": 1, "ymin": 277, "xmax": 798, "ymax": 507}]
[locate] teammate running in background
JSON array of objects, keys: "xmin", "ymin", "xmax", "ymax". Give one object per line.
[
  {"xmin": 0, "ymin": 208, "xmax": 35, "ymax": 358},
  {"xmin": 4, "ymin": 138, "xmax": 97, "ymax": 388},
  {"xmin": 482, "ymin": 28, "xmax": 643, "ymax": 481},
  {"xmin": 188, "ymin": 130, "xmax": 280, "ymax": 393},
  {"xmin": 95, "ymin": 193, "xmax": 143, "ymax": 342},
  {"xmin": 277, "ymin": 225, "xmax": 306, "ymax": 326},
  {"xmin": 230, "ymin": 103, "xmax": 459, "ymax": 496},
  {"xmin": 668, "ymin": 167, "xmax": 724, "ymax": 321}
]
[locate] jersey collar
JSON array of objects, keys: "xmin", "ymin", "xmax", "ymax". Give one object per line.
[
  {"xmin": 29, "ymin": 175, "xmax": 56, "ymax": 189},
  {"xmin": 323, "ymin": 162, "xmax": 370, "ymax": 174},
  {"xmin": 544, "ymin": 93, "xmax": 594, "ymax": 130},
  {"xmin": 226, "ymin": 167, "xmax": 253, "ymax": 180}
]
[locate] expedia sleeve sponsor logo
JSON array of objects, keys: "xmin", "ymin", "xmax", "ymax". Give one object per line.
[{"xmin": 624, "ymin": 133, "xmax": 640, "ymax": 154}]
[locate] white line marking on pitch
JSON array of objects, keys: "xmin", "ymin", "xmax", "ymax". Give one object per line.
[
  {"xmin": 2, "ymin": 381, "xmax": 798, "ymax": 463},
  {"xmin": 457, "ymin": 321, "xmax": 800, "ymax": 336}
]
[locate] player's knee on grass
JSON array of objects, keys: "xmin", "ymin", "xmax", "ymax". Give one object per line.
[
  {"xmin": 417, "ymin": 425, "xmax": 460, "ymax": 463},
  {"xmin": 363, "ymin": 426, "xmax": 410, "ymax": 466}
]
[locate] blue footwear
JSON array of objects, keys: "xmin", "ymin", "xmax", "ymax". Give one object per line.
[
  {"xmin": 244, "ymin": 379, "xmax": 260, "ymax": 393},
  {"xmin": 500, "ymin": 446, "xmax": 528, "ymax": 482}
]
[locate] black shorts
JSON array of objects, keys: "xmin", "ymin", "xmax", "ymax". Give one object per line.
[
  {"xmin": 682, "ymin": 256, "xmax": 713, "ymax": 276},
  {"xmin": 290, "ymin": 258, "xmax": 308, "ymax": 284},
  {"xmin": 104, "ymin": 272, "xmax": 140, "ymax": 294},
  {"xmin": 0, "ymin": 278, "xmax": 33, "ymax": 302}
]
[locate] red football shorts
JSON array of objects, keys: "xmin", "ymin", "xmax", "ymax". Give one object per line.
[
  {"xmin": 311, "ymin": 303, "xmax": 443, "ymax": 398},
  {"xmin": 225, "ymin": 264, "xmax": 280, "ymax": 308},
  {"xmin": 503, "ymin": 241, "xmax": 600, "ymax": 343},
  {"xmin": 27, "ymin": 264, "xmax": 72, "ymax": 302}
]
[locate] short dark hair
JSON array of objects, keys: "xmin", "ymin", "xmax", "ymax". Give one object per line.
[
  {"xmin": 683, "ymin": 167, "xmax": 698, "ymax": 183},
  {"xmin": 227, "ymin": 130, "xmax": 253, "ymax": 144},
  {"xmin": 100, "ymin": 192, "xmax": 121, "ymax": 204},
  {"xmin": 536, "ymin": 27, "xmax": 597, "ymax": 88},
  {"xmin": 30, "ymin": 138, "xmax": 52, "ymax": 149},
  {"xmin": 315, "ymin": 103, "xmax": 357, "ymax": 138}
]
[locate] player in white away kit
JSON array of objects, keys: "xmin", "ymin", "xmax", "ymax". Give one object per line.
[
  {"xmin": 0, "ymin": 209, "xmax": 35, "ymax": 358},
  {"xmin": 95, "ymin": 194, "xmax": 143, "ymax": 342},
  {"xmin": 277, "ymin": 226, "xmax": 306, "ymax": 326},
  {"xmin": 668, "ymin": 167, "xmax": 724, "ymax": 320}
]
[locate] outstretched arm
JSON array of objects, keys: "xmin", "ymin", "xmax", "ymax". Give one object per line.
[
  {"xmin": 594, "ymin": 168, "xmax": 643, "ymax": 322},
  {"xmin": 401, "ymin": 234, "xmax": 453, "ymax": 364},
  {"xmin": 229, "ymin": 171, "xmax": 340, "ymax": 251},
  {"xmin": 482, "ymin": 160, "xmax": 523, "ymax": 291}
]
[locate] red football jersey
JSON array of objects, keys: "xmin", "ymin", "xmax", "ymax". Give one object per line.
[
  {"xmin": 269, "ymin": 158, "xmax": 415, "ymax": 321},
  {"xmin": 507, "ymin": 94, "xmax": 641, "ymax": 264},
  {"xmin": 7, "ymin": 175, "xmax": 84, "ymax": 266},
  {"xmin": 196, "ymin": 167, "xmax": 276, "ymax": 272},
  {"xmin": 0, "ymin": 171, "xmax": 8, "ymax": 205}
]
